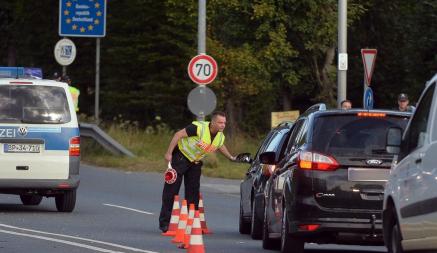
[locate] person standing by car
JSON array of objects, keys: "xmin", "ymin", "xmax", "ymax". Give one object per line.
[
  {"xmin": 397, "ymin": 93, "xmax": 415, "ymax": 112},
  {"xmin": 340, "ymin": 99, "xmax": 352, "ymax": 109},
  {"xmin": 159, "ymin": 111, "xmax": 237, "ymax": 233},
  {"xmin": 62, "ymin": 75, "xmax": 80, "ymax": 112}
]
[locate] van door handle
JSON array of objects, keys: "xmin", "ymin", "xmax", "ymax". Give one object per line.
[{"xmin": 415, "ymin": 158, "xmax": 422, "ymax": 164}]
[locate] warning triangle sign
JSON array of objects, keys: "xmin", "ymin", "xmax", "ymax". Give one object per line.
[{"xmin": 361, "ymin": 49, "xmax": 377, "ymax": 86}]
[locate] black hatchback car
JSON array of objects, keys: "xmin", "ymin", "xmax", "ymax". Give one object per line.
[
  {"xmin": 239, "ymin": 121, "xmax": 293, "ymax": 238},
  {"xmin": 260, "ymin": 104, "xmax": 411, "ymax": 253}
]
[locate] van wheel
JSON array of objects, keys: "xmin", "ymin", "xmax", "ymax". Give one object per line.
[
  {"xmin": 281, "ymin": 207, "xmax": 304, "ymax": 253},
  {"xmin": 239, "ymin": 199, "xmax": 250, "ymax": 234},
  {"xmin": 55, "ymin": 190, "xmax": 76, "ymax": 212},
  {"xmin": 20, "ymin": 195, "xmax": 42, "ymax": 206},
  {"xmin": 262, "ymin": 202, "xmax": 279, "ymax": 249},
  {"xmin": 250, "ymin": 199, "xmax": 262, "ymax": 239}
]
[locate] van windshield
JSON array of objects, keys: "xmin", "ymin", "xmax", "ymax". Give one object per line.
[
  {"xmin": 312, "ymin": 114, "xmax": 409, "ymax": 158},
  {"xmin": 0, "ymin": 85, "xmax": 71, "ymax": 124}
]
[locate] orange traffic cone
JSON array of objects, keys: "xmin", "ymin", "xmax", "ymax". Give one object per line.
[
  {"xmin": 187, "ymin": 210, "xmax": 205, "ymax": 253},
  {"xmin": 179, "ymin": 203, "xmax": 195, "ymax": 249},
  {"xmin": 172, "ymin": 199, "xmax": 188, "ymax": 243},
  {"xmin": 199, "ymin": 193, "xmax": 212, "ymax": 234},
  {"xmin": 162, "ymin": 195, "xmax": 180, "ymax": 236}
]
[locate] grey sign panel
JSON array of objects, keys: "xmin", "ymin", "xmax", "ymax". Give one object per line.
[{"xmin": 187, "ymin": 86, "xmax": 216, "ymax": 117}]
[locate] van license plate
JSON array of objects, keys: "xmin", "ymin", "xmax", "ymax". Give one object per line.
[{"xmin": 4, "ymin": 144, "xmax": 40, "ymax": 153}]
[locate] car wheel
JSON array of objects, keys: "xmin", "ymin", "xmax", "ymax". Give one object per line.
[
  {"xmin": 281, "ymin": 206, "xmax": 304, "ymax": 253},
  {"xmin": 239, "ymin": 199, "xmax": 251, "ymax": 234},
  {"xmin": 262, "ymin": 199, "xmax": 280, "ymax": 249},
  {"xmin": 20, "ymin": 195, "xmax": 43, "ymax": 206},
  {"xmin": 250, "ymin": 198, "xmax": 263, "ymax": 239},
  {"xmin": 55, "ymin": 190, "xmax": 76, "ymax": 212},
  {"xmin": 389, "ymin": 223, "xmax": 404, "ymax": 253}
]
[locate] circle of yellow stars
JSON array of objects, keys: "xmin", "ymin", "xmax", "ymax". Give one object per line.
[{"xmin": 64, "ymin": 0, "xmax": 103, "ymax": 33}]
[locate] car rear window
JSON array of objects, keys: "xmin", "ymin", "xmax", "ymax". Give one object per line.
[
  {"xmin": 312, "ymin": 114, "xmax": 409, "ymax": 157},
  {"xmin": 0, "ymin": 85, "xmax": 71, "ymax": 124}
]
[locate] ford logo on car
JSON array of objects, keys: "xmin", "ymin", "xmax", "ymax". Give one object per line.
[{"xmin": 366, "ymin": 159, "xmax": 383, "ymax": 166}]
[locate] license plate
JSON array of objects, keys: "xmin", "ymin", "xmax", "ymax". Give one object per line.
[
  {"xmin": 4, "ymin": 143, "xmax": 41, "ymax": 153},
  {"xmin": 348, "ymin": 168, "xmax": 389, "ymax": 182}
]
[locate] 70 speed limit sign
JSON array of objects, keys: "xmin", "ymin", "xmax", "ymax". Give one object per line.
[{"xmin": 188, "ymin": 54, "xmax": 218, "ymax": 85}]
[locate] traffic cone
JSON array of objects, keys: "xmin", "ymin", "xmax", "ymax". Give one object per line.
[
  {"xmin": 179, "ymin": 203, "xmax": 195, "ymax": 249},
  {"xmin": 172, "ymin": 199, "xmax": 188, "ymax": 243},
  {"xmin": 187, "ymin": 210, "xmax": 205, "ymax": 253},
  {"xmin": 199, "ymin": 193, "xmax": 212, "ymax": 234},
  {"xmin": 162, "ymin": 195, "xmax": 180, "ymax": 236}
]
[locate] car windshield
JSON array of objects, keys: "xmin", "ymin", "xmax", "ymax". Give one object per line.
[
  {"xmin": 0, "ymin": 85, "xmax": 71, "ymax": 124},
  {"xmin": 312, "ymin": 114, "xmax": 409, "ymax": 158}
]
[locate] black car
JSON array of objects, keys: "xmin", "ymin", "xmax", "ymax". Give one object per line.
[
  {"xmin": 260, "ymin": 104, "xmax": 411, "ymax": 253},
  {"xmin": 239, "ymin": 121, "xmax": 293, "ymax": 239}
]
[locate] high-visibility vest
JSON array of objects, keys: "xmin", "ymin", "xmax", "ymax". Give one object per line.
[
  {"xmin": 178, "ymin": 121, "xmax": 225, "ymax": 162},
  {"xmin": 69, "ymin": 86, "xmax": 80, "ymax": 112}
]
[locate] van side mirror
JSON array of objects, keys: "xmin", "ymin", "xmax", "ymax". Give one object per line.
[
  {"xmin": 386, "ymin": 127, "xmax": 402, "ymax": 154},
  {"xmin": 235, "ymin": 153, "xmax": 253, "ymax": 163},
  {"xmin": 259, "ymin": 151, "xmax": 277, "ymax": 165}
]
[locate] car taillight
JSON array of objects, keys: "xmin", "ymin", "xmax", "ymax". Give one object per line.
[
  {"xmin": 298, "ymin": 151, "xmax": 339, "ymax": 171},
  {"xmin": 299, "ymin": 224, "xmax": 320, "ymax": 231},
  {"xmin": 69, "ymin": 136, "xmax": 80, "ymax": 156},
  {"xmin": 262, "ymin": 164, "xmax": 276, "ymax": 177}
]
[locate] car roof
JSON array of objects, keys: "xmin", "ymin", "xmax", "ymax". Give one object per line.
[
  {"xmin": 0, "ymin": 78, "xmax": 69, "ymax": 89},
  {"xmin": 311, "ymin": 108, "xmax": 412, "ymax": 118}
]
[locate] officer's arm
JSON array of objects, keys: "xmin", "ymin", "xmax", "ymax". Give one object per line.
[
  {"xmin": 165, "ymin": 129, "xmax": 188, "ymax": 161},
  {"xmin": 219, "ymin": 145, "xmax": 236, "ymax": 161}
]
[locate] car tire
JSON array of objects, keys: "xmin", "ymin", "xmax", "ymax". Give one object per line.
[
  {"xmin": 20, "ymin": 195, "xmax": 43, "ymax": 206},
  {"xmin": 55, "ymin": 190, "xmax": 76, "ymax": 212},
  {"xmin": 250, "ymin": 198, "xmax": 263, "ymax": 240},
  {"xmin": 239, "ymin": 199, "xmax": 251, "ymax": 234},
  {"xmin": 281, "ymin": 207, "xmax": 304, "ymax": 253},
  {"xmin": 388, "ymin": 222, "xmax": 404, "ymax": 253},
  {"xmin": 262, "ymin": 200, "xmax": 279, "ymax": 249}
]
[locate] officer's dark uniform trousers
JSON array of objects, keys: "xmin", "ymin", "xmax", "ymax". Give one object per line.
[{"xmin": 159, "ymin": 149, "xmax": 202, "ymax": 228}]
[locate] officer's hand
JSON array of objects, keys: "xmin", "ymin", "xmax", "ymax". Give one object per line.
[{"xmin": 165, "ymin": 153, "xmax": 172, "ymax": 163}]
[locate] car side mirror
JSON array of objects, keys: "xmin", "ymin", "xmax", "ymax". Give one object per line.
[
  {"xmin": 259, "ymin": 151, "xmax": 277, "ymax": 165},
  {"xmin": 235, "ymin": 153, "xmax": 253, "ymax": 163},
  {"xmin": 386, "ymin": 127, "xmax": 402, "ymax": 154}
]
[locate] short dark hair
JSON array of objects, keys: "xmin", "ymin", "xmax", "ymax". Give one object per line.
[
  {"xmin": 211, "ymin": 111, "xmax": 226, "ymax": 119},
  {"xmin": 341, "ymin": 99, "xmax": 351, "ymax": 106}
]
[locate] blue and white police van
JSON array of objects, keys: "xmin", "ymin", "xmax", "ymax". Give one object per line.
[{"xmin": 0, "ymin": 75, "xmax": 80, "ymax": 212}]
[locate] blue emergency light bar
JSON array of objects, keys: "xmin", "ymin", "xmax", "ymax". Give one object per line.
[{"xmin": 0, "ymin": 67, "xmax": 43, "ymax": 79}]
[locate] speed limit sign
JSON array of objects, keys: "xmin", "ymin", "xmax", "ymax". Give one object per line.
[{"xmin": 187, "ymin": 54, "xmax": 218, "ymax": 85}]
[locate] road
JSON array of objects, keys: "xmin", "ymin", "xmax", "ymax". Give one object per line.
[{"xmin": 0, "ymin": 164, "xmax": 387, "ymax": 253}]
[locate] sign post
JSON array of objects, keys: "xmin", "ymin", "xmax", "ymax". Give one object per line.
[
  {"xmin": 361, "ymin": 49, "xmax": 377, "ymax": 109},
  {"xmin": 59, "ymin": 0, "xmax": 107, "ymax": 122}
]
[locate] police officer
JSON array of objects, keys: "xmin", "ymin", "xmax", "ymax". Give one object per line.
[
  {"xmin": 397, "ymin": 93, "xmax": 415, "ymax": 112},
  {"xmin": 62, "ymin": 75, "xmax": 80, "ymax": 112},
  {"xmin": 159, "ymin": 111, "xmax": 236, "ymax": 232}
]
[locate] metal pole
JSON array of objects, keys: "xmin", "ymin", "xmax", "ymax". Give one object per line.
[
  {"xmin": 337, "ymin": 0, "xmax": 347, "ymax": 108},
  {"xmin": 62, "ymin": 66, "xmax": 67, "ymax": 77},
  {"xmin": 198, "ymin": 0, "xmax": 206, "ymax": 54},
  {"xmin": 95, "ymin": 38, "xmax": 100, "ymax": 123},
  {"xmin": 197, "ymin": 0, "xmax": 206, "ymax": 121}
]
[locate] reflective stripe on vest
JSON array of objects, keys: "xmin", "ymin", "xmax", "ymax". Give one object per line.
[{"xmin": 178, "ymin": 121, "xmax": 225, "ymax": 162}]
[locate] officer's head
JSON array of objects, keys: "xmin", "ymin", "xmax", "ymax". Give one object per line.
[
  {"xmin": 210, "ymin": 111, "xmax": 226, "ymax": 133},
  {"xmin": 398, "ymin": 93, "xmax": 409, "ymax": 111},
  {"xmin": 340, "ymin": 99, "xmax": 352, "ymax": 110}
]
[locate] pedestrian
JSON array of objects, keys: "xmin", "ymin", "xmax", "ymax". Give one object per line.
[
  {"xmin": 397, "ymin": 93, "xmax": 415, "ymax": 112},
  {"xmin": 340, "ymin": 99, "xmax": 352, "ymax": 110},
  {"xmin": 62, "ymin": 75, "xmax": 80, "ymax": 112},
  {"xmin": 159, "ymin": 111, "xmax": 236, "ymax": 233}
]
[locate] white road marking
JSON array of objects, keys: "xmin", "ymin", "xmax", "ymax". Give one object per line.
[
  {"xmin": 0, "ymin": 223, "xmax": 159, "ymax": 253},
  {"xmin": 0, "ymin": 229, "xmax": 124, "ymax": 253},
  {"xmin": 103, "ymin": 203, "xmax": 154, "ymax": 215}
]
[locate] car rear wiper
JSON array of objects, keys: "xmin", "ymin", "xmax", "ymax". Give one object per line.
[{"xmin": 0, "ymin": 117, "xmax": 23, "ymax": 123}]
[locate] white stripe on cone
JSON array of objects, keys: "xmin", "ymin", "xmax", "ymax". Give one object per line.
[{"xmin": 189, "ymin": 235, "xmax": 203, "ymax": 246}]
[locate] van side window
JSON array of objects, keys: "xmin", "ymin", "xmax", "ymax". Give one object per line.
[
  {"xmin": 406, "ymin": 83, "xmax": 435, "ymax": 153},
  {"xmin": 284, "ymin": 119, "xmax": 306, "ymax": 153}
]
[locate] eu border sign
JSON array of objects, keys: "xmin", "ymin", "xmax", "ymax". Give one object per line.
[{"xmin": 59, "ymin": 0, "xmax": 107, "ymax": 37}]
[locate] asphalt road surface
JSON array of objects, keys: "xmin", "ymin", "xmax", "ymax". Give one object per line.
[{"xmin": 0, "ymin": 164, "xmax": 388, "ymax": 253}]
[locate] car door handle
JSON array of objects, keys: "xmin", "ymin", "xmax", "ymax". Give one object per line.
[{"xmin": 415, "ymin": 158, "xmax": 422, "ymax": 164}]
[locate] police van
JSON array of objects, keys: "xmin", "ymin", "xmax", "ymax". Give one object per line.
[{"xmin": 0, "ymin": 77, "xmax": 80, "ymax": 212}]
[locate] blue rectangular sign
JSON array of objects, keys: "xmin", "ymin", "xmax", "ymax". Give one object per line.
[{"xmin": 59, "ymin": 0, "xmax": 106, "ymax": 37}]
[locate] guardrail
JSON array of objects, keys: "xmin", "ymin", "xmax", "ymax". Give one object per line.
[{"xmin": 79, "ymin": 123, "xmax": 135, "ymax": 157}]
